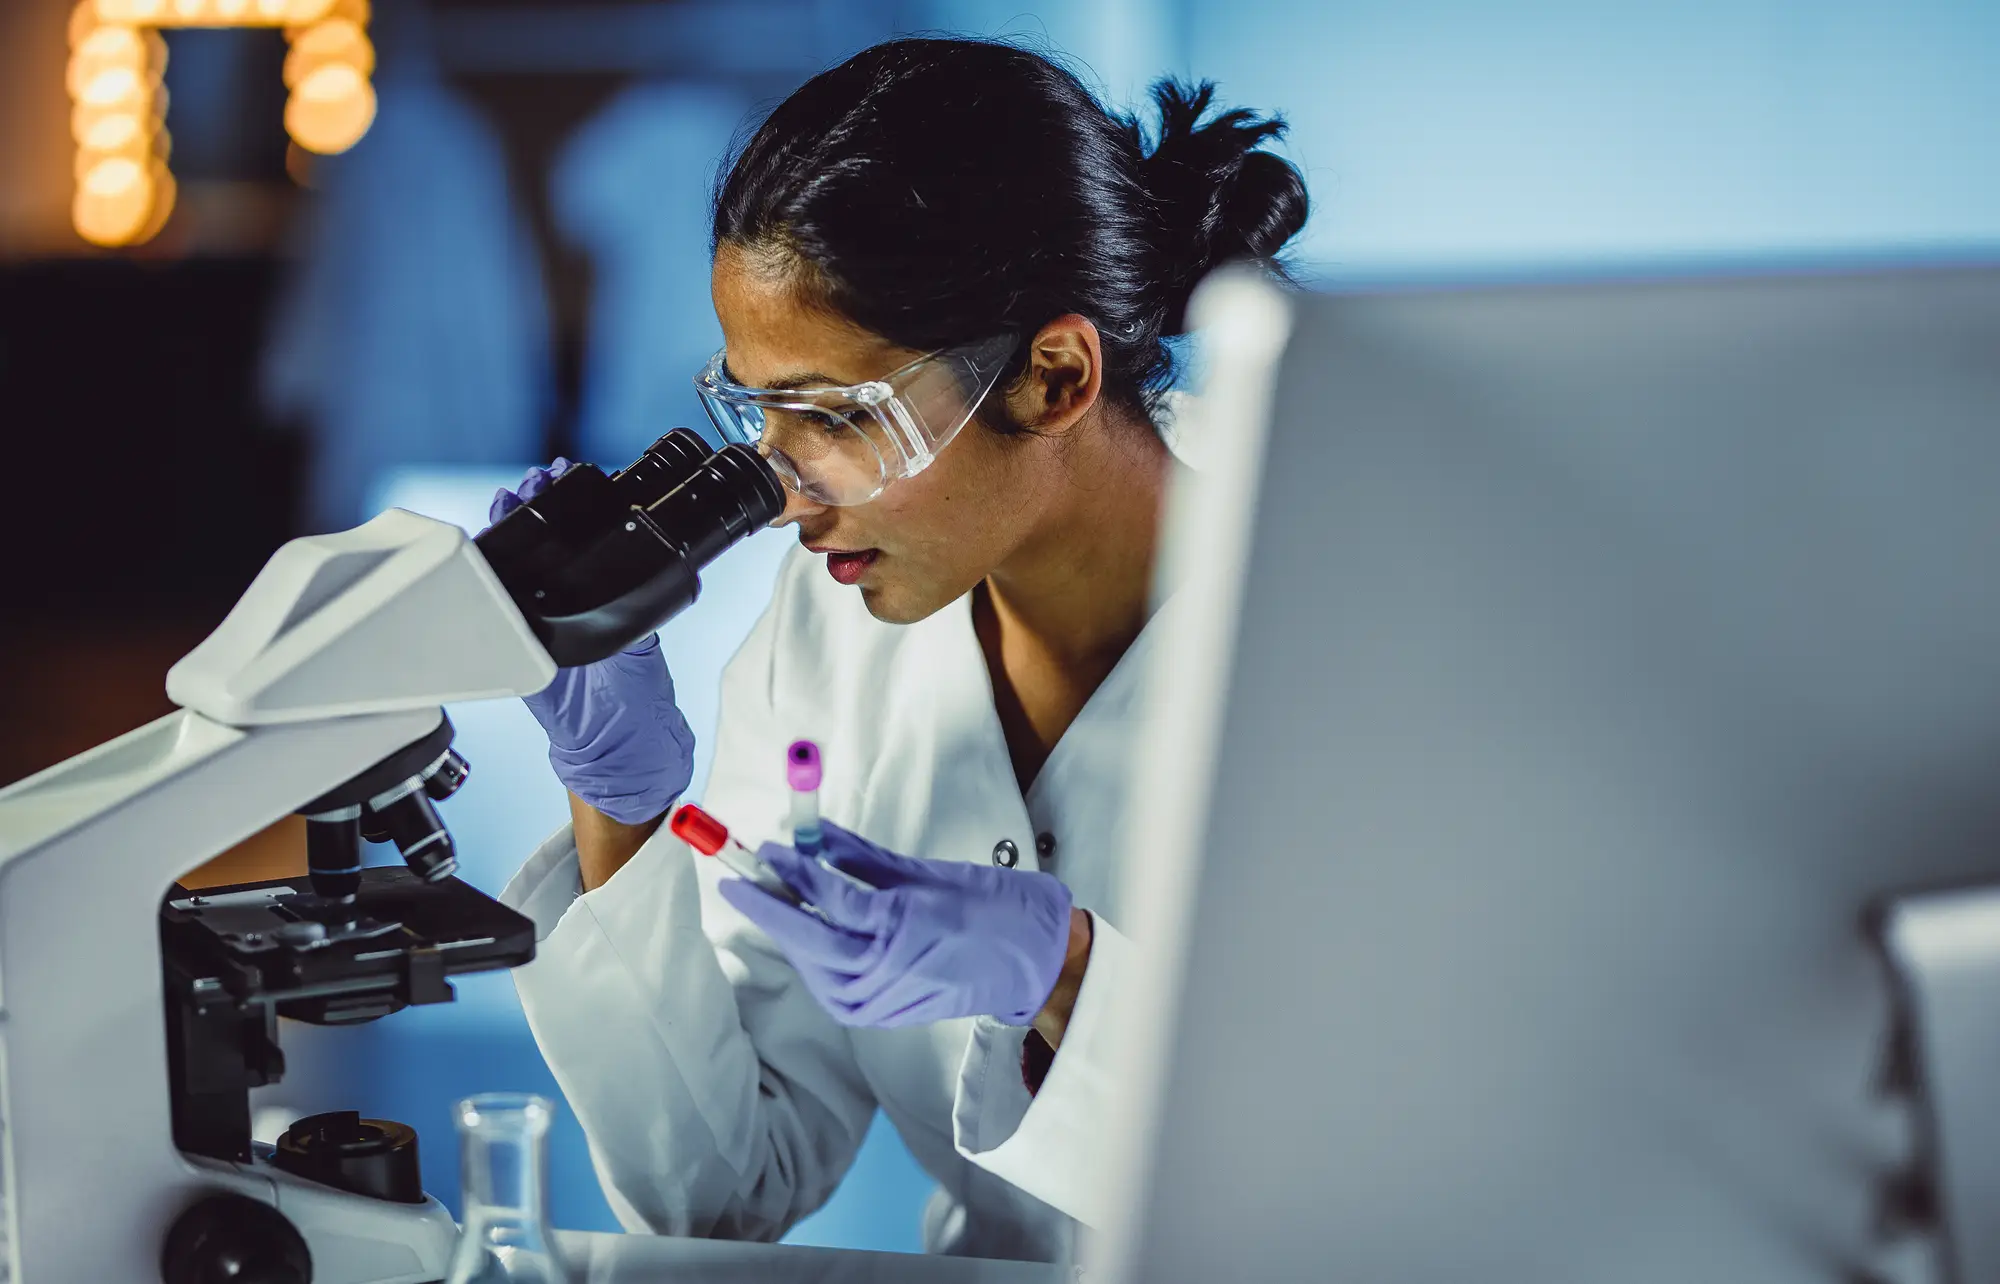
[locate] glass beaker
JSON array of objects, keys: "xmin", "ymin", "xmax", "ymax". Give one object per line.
[{"xmin": 442, "ymin": 1093, "xmax": 573, "ymax": 1284}]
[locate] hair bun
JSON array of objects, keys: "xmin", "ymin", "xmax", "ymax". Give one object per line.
[{"xmin": 1137, "ymin": 79, "xmax": 1309, "ymax": 333}]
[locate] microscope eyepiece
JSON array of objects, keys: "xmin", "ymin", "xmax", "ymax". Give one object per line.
[
  {"xmin": 475, "ymin": 434, "xmax": 784, "ymax": 666},
  {"xmin": 612, "ymin": 427, "xmax": 715, "ymax": 508},
  {"xmin": 641, "ymin": 441, "xmax": 787, "ymax": 567},
  {"xmin": 472, "ymin": 428, "xmax": 714, "ymax": 598}
]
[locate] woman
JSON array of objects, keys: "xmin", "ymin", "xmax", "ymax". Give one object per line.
[{"xmin": 497, "ymin": 36, "xmax": 1308, "ymax": 1262}]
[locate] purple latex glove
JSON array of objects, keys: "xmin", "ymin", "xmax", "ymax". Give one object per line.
[
  {"xmin": 488, "ymin": 460, "xmax": 695, "ymax": 826},
  {"xmin": 717, "ymin": 822, "xmax": 1074, "ymax": 1028}
]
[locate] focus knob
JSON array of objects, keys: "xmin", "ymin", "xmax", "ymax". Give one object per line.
[{"xmin": 161, "ymin": 1192, "xmax": 311, "ymax": 1284}]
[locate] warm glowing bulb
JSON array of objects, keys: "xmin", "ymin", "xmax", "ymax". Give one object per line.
[
  {"xmin": 298, "ymin": 60, "xmax": 360, "ymax": 101},
  {"xmin": 72, "ymin": 95, "xmax": 158, "ymax": 144},
  {"xmin": 255, "ymin": 0, "xmax": 286, "ymax": 17},
  {"xmin": 76, "ymin": 24, "xmax": 142, "ymax": 62},
  {"xmin": 170, "ymin": 0, "xmax": 205, "ymax": 17},
  {"xmin": 291, "ymin": 17, "xmax": 366, "ymax": 57},
  {"xmin": 283, "ymin": 0, "xmax": 334, "ymax": 21},
  {"xmin": 129, "ymin": 0, "xmax": 164, "ymax": 18},
  {"xmin": 74, "ymin": 154, "xmax": 155, "ymax": 245},
  {"xmin": 66, "ymin": 29, "xmax": 149, "ymax": 100},
  {"xmin": 81, "ymin": 111, "xmax": 144, "ymax": 153},
  {"xmin": 78, "ymin": 65, "xmax": 143, "ymax": 107},
  {"xmin": 282, "ymin": 18, "xmax": 373, "ymax": 88},
  {"xmin": 83, "ymin": 155, "xmax": 143, "ymax": 196},
  {"xmin": 286, "ymin": 61, "xmax": 376, "ymax": 154},
  {"xmin": 74, "ymin": 126, "xmax": 159, "ymax": 182},
  {"xmin": 214, "ymin": 0, "xmax": 248, "ymax": 15}
]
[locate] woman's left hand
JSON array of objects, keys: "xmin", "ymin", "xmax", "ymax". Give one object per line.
[{"xmin": 718, "ymin": 822, "xmax": 1077, "ymax": 1031}]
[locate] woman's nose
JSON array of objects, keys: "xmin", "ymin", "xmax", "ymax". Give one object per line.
[{"xmin": 771, "ymin": 485, "xmax": 829, "ymax": 528}]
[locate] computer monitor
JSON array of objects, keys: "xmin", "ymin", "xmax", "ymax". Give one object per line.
[{"xmin": 1101, "ymin": 263, "xmax": 2000, "ymax": 1284}]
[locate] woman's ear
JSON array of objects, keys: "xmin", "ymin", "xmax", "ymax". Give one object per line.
[{"xmin": 1001, "ymin": 315, "xmax": 1102, "ymax": 436}]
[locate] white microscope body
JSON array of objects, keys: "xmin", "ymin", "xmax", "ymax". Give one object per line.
[
  {"xmin": 0, "ymin": 510, "xmax": 555, "ymax": 1284},
  {"xmin": 0, "ymin": 426, "xmax": 780, "ymax": 1282}
]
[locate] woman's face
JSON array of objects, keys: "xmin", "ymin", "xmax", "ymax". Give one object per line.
[{"xmin": 710, "ymin": 244, "xmax": 1088, "ymax": 625}]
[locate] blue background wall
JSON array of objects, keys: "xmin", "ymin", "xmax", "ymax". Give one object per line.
[{"xmin": 1180, "ymin": 0, "xmax": 2000, "ymax": 278}]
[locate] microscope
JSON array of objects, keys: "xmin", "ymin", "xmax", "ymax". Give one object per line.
[{"xmin": 0, "ymin": 432, "xmax": 783, "ymax": 1283}]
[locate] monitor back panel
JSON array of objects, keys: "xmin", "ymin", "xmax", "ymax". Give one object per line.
[{"xmin": 1126, "ymin": 266, "xmax": 2000, "ymax": 1284}]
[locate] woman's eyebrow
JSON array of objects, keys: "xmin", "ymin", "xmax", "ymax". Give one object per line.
[{"xmin": 722, "ymin": 361, "xmax": 843, "ymax": 392}]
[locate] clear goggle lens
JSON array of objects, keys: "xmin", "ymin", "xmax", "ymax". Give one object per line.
[
  {"xmin": 734, "ymin": 402, "xmax": 892, "ymax": 507},
  {"xmin": 695, "ymin": 336, "xmax": 1015, "ymax": 507}
]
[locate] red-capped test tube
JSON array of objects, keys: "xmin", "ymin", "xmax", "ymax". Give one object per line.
[{"xmin": 670, "ymin": 803, "xmax": 805, "ymax": 907}]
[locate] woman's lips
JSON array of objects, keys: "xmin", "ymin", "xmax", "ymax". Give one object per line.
[{"xmin": 821, "ymin": 549, "xmax": 880, "ymax": 585}]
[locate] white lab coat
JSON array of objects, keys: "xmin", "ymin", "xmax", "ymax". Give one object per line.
[{"xmin": 501, "ymin": 544, "xmax": 1157, "ymax": 1261}]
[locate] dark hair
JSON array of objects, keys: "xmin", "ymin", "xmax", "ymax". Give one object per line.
[{"xmin": 712, "ymin": 37, "xmax": 1309, "ymax": 426}]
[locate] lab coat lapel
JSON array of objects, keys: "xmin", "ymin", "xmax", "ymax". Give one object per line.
[{"xmin": 1021, "ymin": 592, "xmax": 1186, "ymax": 919}]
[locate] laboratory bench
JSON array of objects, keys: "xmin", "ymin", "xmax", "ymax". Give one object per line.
[{"xmin": 553, "ymin": 1231, "xmax": 1069, "ymax": 1282}]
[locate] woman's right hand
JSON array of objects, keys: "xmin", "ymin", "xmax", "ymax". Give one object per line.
[{"xmin": 490, "ymin": 463, "xmax": 697, "ymax": 848}]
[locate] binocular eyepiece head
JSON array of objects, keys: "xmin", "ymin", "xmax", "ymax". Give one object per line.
[{"xmin": 474, "ymin": 429, "xmax": 785, "ymax": 667}]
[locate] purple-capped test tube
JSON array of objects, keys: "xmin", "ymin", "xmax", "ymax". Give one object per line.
[{"xmin": 787, "ymin": 740, "xmax": 823, "ymax": 858}]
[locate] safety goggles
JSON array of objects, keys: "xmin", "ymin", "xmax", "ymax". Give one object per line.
[{"xmin": 694, "ymin": 335, "xmax": 1018, "ymax": 506}]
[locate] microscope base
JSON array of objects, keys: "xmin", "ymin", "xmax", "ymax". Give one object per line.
[{"xmin": 185, "ymin": 1153, "xmax": 457, "ymax": 1284}]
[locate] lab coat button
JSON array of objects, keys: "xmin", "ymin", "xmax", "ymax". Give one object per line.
[
  {"xmin": 992, "ymin": 838, "xmax": 1020, "ymax": 868},
  {"xmin": 1035, "ymin": 832, "xmax": 1057, "ymax": 858}
]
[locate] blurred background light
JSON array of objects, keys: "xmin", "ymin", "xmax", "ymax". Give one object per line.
[
  {"xmin": 65, "ymin": 2, "xmax": 169, "ymax": 246},
  {"xmin": 280, "ymin": 9, "xmax": 377, "ymax": 155},
  {"xmin": 282, "ymin": 16, "xmax": 372, "ymax": 87},
  {"xmin": 67, "ymin": 25, "xmax": 148, "ymax": 89},
  {"xmin": 72, "ymin": 153, "xmax": 153, "ymax": 243},
  {"xmin": 71, "ymin": 94, "xmax": 161, "ymax": 142},
  {"xmin": 283, "ymin": 58, "xmax": 375, "ymax": 152},
  {"xmin": 96, "ymin": 0, "xmax": 337, "ymax": 25},
  {"xmin": 79, "ymin": 110, "xmax": 144, "ymax": 152},
  {"xmin": 71, "ymin": 125, "xmax": 165, "ymax": 182},
  {"xmin": 67, "ymin": 0, "xmax": 373, "ymax": 247},
  {"xmin": 78, "ymin": 64, "xmax": 143, "ymax": 106}
]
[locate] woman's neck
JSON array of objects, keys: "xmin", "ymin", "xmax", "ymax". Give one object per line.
[
  {"xmin": 984, "ymin": 407, "xmax": 1179, "ymax": 672},
  {"xmin": 974, "ymin": 406, "xmax": 1178, "ymax": 792}
]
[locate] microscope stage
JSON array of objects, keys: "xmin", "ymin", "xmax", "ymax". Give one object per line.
[{"xmin": 162, "ymin": 866, "xmax": 536, "ymax": 1024}]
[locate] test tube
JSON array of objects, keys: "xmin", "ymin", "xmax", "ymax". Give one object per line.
[
  {"xmin": 669, "ymin": 803, "xmax": 805, "ymax": 907},
  {"xmin": 787, "ymin": 740, "xmax": 823, "ymax": 858},
  {"xmin": 784, "ymin": 741, "xmax": 873, "ymax": 891}
]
